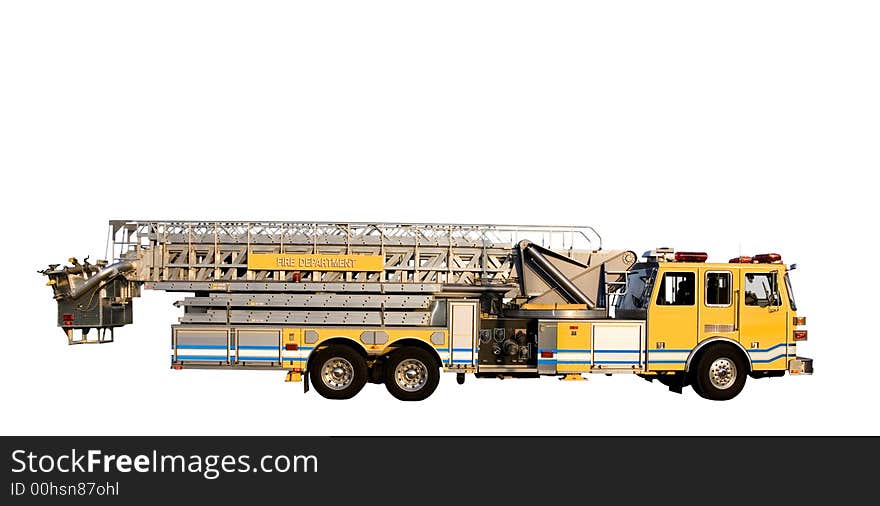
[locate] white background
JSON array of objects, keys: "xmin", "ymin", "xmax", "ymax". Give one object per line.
[{"xmin": 1, "ymin": 1, "xmax": 877, "ymax": 435}]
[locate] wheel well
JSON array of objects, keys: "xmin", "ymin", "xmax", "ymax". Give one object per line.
[
  {"xmin": 383, "ymin": 338, "xmax": 442, "ymax": 367},
  {"xmin": 307, "ymin": 337, "xmax": 367, "ymax": 372},
  {"xmin": 686, "ymin": 338, "xmax": 752, "ymax": 376}
]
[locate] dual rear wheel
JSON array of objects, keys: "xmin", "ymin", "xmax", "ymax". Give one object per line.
[{"xmin": 309, "ymin": 344, "xmax": 440, "ymax": 401}]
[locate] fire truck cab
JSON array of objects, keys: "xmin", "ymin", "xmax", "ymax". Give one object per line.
[{"xmin": 615, "ymin": 249, "xmax": 812, "ymax": 400}]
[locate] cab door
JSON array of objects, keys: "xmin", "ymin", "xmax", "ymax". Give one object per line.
[
  {"xmin": 647, "ymin": 267, "xmax": 699, "ymax": 370},
  {"xmin": 738, "ymin": 269, "xmax": 789, "ymax": 370},
  {"xmin": 698, "ymin": 268, "xmax": 739, "ymax": 344}
]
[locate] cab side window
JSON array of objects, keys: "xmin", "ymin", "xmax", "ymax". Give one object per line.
[
  {"xmin": 744, "ymin": 272, "xmax": 780, "ymax": 307},
  {"xmin": 656, "ymin": 272, "xmax": 695, "ymax": 306},
  {"xmin": 705, "ymin": 272, "xmax": 731, "ymax": 306}
]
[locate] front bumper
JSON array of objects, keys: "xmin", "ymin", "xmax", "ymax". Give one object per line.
[{"xmin": 788, "ymin": 357, "xmax": 814, "ymax": 375}]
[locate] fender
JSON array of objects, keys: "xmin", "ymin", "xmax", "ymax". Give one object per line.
[
  {"xmin": 381, "ymin": 337, "xmax": 444, "ymax": 367},
  {"xmin": 685, "ymin": 337, "xmax": 752, "ymax": 372}
]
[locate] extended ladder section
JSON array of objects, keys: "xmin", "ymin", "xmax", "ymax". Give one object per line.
[
  {"xmin": 41, "ymin": 221, "xmax": 636, "ymax": 342},
  {"xmin": 106, "ymin": 221, "xmax": 603, "ymax": 285}
]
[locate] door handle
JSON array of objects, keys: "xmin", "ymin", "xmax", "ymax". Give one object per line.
[{"xmin": 734, "ymin": 289, "xmax": 740, "ymax": 331}]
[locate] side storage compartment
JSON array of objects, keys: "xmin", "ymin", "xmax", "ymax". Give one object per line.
[
  {"xmin": 235, "ymin": 328, "xmax": 282, "ymax": 366},
  {"xmin": 172, "ymin": 326, "xmax": 231, "ymax": 365},
  {"xmin": 591, "ymin": 321, "xmax": 645, "ymax": 371}
]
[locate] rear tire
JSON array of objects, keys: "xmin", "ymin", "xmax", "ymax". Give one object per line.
[
  {"xmin": 309, "ymin": 344, "xmax": 368, "ymax": 400},
  {"xmin": 384, "ymin": 347, "xmax": 440, "ymax": 401},
  {"xmin": 691, "ymin": 344, "xmax": 747, "ymax": 401}
]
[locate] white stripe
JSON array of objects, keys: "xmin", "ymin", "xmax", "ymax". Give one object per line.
[
  {"xmin": 176, "ymin": 349, "xmax": 227, "ymax": 357},
  {"xmin": 646, "ymin": 351, "xmax": 688, "ymax": 361},
  {"xmin": 593, "ymin": 352, "xmax": 640, "ymax": 362},
  {"xmin": 748, "ymin": 346, "xmax": 790, "ymax": 359},
  {"xmin": 236, "ymin": 349, "xmax": 279, "ymax": 357},
  {"xmin": 557, "ymin": 352, "xmax": 591, "ymax": 362}
]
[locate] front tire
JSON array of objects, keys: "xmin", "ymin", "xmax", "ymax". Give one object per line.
[
  {"xmin": 692, "ymin": 344, "xmax": 747, "ymax": 401},
  {"xmin": 384, "ymin": 347, "xmax": 440, "ymax": 401},
  {"xmin": 309, "ymin": 344, "xmax": 368, "ymax": 400}
]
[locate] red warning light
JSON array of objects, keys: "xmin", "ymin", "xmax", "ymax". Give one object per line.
[
  {"xmin": 674, "ymin": 252, "xmax": 708, "ymax": 262},
  {"xmin": 754, "ymin": 253, "xmax": 782, "ymax": 264},
  {"xmin": 728, "ymin": 256, "xmax": 753, "ymax": 264}
]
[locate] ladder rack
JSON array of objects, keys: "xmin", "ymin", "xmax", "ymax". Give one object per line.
[{"xmin": 107, "ymin": 221, "xmax": 603, "ymax": 285}]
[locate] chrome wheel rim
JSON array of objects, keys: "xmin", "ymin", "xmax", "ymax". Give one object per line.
[
  {"xmin": 394, "ymin": 358, "xmax": 428, "ymax": 392},
  {"xmin": 709, "ymin": 357, "xmax": 737, "ymax": 390},
  {"xmin": 321, "ymin": 357, "xmax": 354, "ymax": 390}
]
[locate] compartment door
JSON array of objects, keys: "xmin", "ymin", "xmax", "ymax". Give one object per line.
[
  {"xmin": 173, "ymin": 327, "xmax": 230, "ymax": 364},
  {"xmin": 591, "ymin": 322, "xmax": 645, "ymax": 371},
  {"xmin": 236, "ymin": 329, "xmax": 281, "ymax": 365},
  {"xmin": 449, "ymin": 301, "xmax": 478, "ymax": 367}
]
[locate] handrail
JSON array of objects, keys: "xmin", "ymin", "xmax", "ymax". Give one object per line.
[{"xmin": 107, "ymin": 220, "xmax": 603, "ymax": 262}]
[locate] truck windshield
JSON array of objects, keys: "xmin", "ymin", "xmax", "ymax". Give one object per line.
[
  {"xmin": 784, "ymin": 272, "xmax": 798, "ymax": 311},
  {"xmin": 616, "ymin": 266, "xmax": 657, "ymax": 310}
]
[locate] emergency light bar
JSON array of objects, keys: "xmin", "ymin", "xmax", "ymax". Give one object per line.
[
  {"xmin": 753, "ymin": 253, "xmax": 782, "ymax": 263},
  {"xmin": 673, "ymin": 252, "xmax": 708, "ymax": 263},
  {"xmin": 728, "ymin": 254, "xmax": 783, "ymax": 264}
]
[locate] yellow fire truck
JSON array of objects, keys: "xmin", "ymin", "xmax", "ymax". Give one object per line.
[{"xmin": 40, "ymin": 221, "xmax": 811, "ymax": 401}]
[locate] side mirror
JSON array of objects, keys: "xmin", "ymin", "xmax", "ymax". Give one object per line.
[{"xmin": 789, "ymin": 263, "xmax": 798, "ymax": 271}]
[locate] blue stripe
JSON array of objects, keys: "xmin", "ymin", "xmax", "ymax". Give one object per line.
[
  {"xmin": 238, "ymin": 356, "xmax": 278, "ymax": 361},
  {"xmin": 435, "ymin": 348, "xmax": 449, "ymax": 352},
  {"xmin": 648, "ymin": 349, "xmax": 690, "ymax": 353},
  {"xmin": 537, "ymin": 359, "xmax": 557, "ymax": 364},
  {"xmin": 282, "ymin": 357, "xmax": 308, "ymax": 362},
  {"xmin": 595, "ymin": 360, "xmax": 640, "ymax": 364},
  {"xmin": 298, "ymin": 346, "xmax": 315, "ymax": 350},
  {"xmin": 751, "ymin": 353, "xmax": 787, "ymax": 363},
  {"xmin": 237, "ymin": 345, "xmax": 277, "ymax": 350},
  {"xmin": 650, "ymin": 354, "xmax": 797, "ymax": 365},
  {"xmin": 539, "ymin": 349, "xmax": 603, "ymax": 353},
  {"xmin": 749, "ymin": 343, "xmax": 788, "ymax": 353},
  {"xmin": 175, "ymin": 344, "xmax": 228, "ymax": 350},
  {"xmin": 594, "ymin": 349, "xmax": 640, "ymax": 354},
  {"xmin": 451, "ymin": 359, "xmax": 473, "ymax": 364},
  {"xmin": 452, "ymin": 348, "xmax": 473, "ymax": 352},
  {"xmin": 176, "ymin": 355, "xmax": 227, "ymax": 361},
  {"xmin": 557, "ymin": 360, "xmax": 590, "ymax": 364}
]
